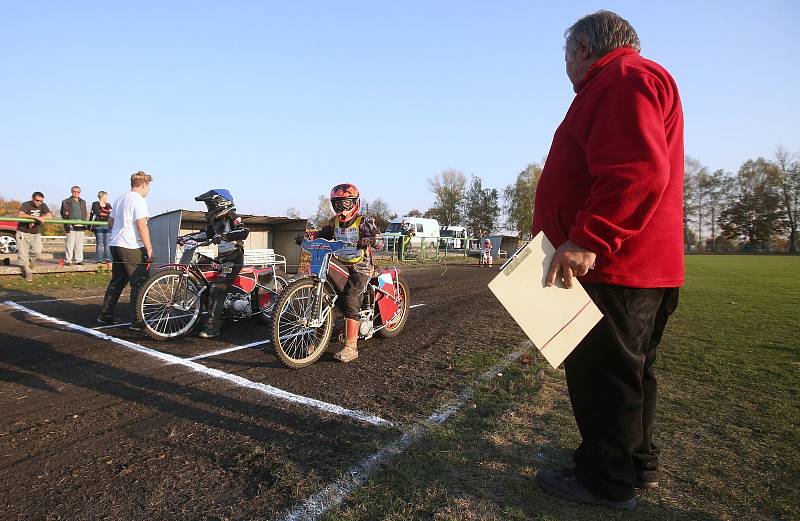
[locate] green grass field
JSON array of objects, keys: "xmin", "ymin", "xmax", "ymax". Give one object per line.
[{"xmin": 326, "ymin": 256, "xmax": 800, "ymax": 520}]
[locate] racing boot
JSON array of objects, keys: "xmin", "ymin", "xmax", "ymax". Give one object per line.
[
  {"xmin": 333, "ymin": 318, "xmax": 359, "ymax": 362},
  {"xmin": 199, "ymin": 287, "xmax": 225, "ymax": 338}
]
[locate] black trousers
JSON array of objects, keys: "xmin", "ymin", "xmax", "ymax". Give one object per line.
[
  {"xmin": 206, "ymin": 250, "xmax": 243, "ymax": 329},
  {"xmin": 99, "ymin": 246, "xmax": 149, "ymax": 322},
  {"xmin": 565, "ymin": 283, "xmax": 679, "ymax": 501},
  {"xmin": 337, "ymin": 267, "xmax": 370, "ymax": 320}
]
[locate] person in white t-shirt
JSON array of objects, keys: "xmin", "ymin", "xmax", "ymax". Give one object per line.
[{"xmin": 97, "ymin": 171, "xmax": 154, "ymax": 330}]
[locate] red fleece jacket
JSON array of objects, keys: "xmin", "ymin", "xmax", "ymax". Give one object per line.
[{"xmin": 532, "ymin": 47, "xmax": 684, "ymax": 288}]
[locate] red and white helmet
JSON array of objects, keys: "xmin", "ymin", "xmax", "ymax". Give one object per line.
[{"xmin": 330, "ymin": 183, "xmax": 361, "ymax": 223}]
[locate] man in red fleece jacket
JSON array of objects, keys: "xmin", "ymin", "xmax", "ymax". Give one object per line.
[{"xmin": 533, "ymin": 11, "xmax": 683, "ymax": 510}]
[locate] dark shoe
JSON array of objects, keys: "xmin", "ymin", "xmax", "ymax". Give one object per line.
[
  {"xmin": 536, "ymin": 469, "xmax": 636, "ymax": 511},
  {"xmin": 76, "ymin": 261, "xmax": 83, "ymax": 265},
  {"xmin": 128, "ymin": 322, "xmax": 143, "ymax": 332},
  {"xmin": 636, "ymin": 470, "xmax": 659, "ymax": 489},
  {"xmin": 198, "ymin": 328, "xmax": 219, "ymax": 339},
  {"xmin": 96, "ymin": 315, "xmax": 119, "ymax": 325}
]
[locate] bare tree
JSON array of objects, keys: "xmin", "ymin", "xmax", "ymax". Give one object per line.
[
  {"xmin": 363, "ymin": 196, "xmax": 393, "ymax": 230},
  {"xmin": 686, "ymin": 156, "xmax": 710, "ymax": 250},
  {"xmin": 309, "ymin": 194, "xmax": 335, "ymax": 229},
  {"xmin": 503, "ymin": 163, "xmax": 542, "ymax": 239},
  {"xmin": 428, "ymin": 169, "xmax": 466, "ymax": 226},
  {"xmin": 774, "ymin": 147, "xmax": 800, "ymax": 252},
  {"xmin": 285, "ymin": 207, "xmax": 302, "ymax": 219}
]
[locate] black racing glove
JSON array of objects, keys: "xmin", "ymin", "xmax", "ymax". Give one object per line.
[{"xmin": 212, "ymin": 234, "xmax": 223, "ymax": 244}]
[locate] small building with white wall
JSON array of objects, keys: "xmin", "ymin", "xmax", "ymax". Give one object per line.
[{"xmin": 148, "ymin": 209, "xmax": 307, "ymax": 273}]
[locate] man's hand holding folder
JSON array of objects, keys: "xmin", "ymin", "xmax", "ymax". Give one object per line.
[
  {"xmin": 488, "ymin": 232, "xmax": 603, "ymax": 369},
  {"xmin": 546, "ymin": 239, "xmax": 597, "ymax": 288}
]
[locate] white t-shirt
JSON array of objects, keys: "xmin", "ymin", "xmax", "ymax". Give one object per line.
[{"xmin": 109, "ymin": 191, "xmax": 150, "ymax": 249}]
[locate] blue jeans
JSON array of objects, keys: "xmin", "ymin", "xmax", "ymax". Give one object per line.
[{"xmin": 95, "ymin": 228, "xmax": 111, "ymax": 262}]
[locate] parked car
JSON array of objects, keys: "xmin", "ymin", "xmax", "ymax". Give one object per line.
[{"xmin": 0, "ymin": 221, "xmax": 18, "ymax": 254}]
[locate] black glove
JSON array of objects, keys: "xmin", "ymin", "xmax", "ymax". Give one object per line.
[
  {"xmin": 357, "ymin": 237, "xmax": 372, "ymax": 249},
  {"xmin": 212, "ymin": 234, "xmax": 223, "ymax": 244},
  {"xmin": 177, "ymin": 236, "xmax": 185, "ymax": 246},
  {"xmin": 295, "ymin": 234, "xmax": 305, "ymax": 246}
]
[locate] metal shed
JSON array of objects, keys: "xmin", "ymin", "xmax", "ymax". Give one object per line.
[{"xmin": 148, "ymin": 210, "xmax": 307, "ymax": 273}]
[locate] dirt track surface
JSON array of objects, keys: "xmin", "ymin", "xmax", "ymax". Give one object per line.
[{"xmin": 0, "ymin": 264, "xmax": 527, "ymax": 520}]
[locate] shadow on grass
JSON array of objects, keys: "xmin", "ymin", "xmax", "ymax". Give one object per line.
[{"xmin": 325, "ymin": 364, "xmax": 719, "ymax": 521}]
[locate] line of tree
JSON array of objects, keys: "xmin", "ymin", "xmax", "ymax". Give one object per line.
[
  {"xmin": 685, "ymin": 148, "xmax": 800, "ymax": 252},
  {"xmin": 425, "ymin": 165, "xmax": 541, "ymax": 238},
  {"xmin": 292, "ymin": 145, "xmax": 799, "ymax": 251}
]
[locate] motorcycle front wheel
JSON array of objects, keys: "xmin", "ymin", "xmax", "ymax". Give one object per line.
[
  {"xmin": 136, "ymin": 269, "xmax": 205, "ymax": 340},
  {"xmin": 269, "ymin": 277, "xmax": 334, "ymax": 368}
]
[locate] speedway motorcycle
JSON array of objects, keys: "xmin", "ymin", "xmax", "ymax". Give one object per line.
[
  {"xmin": 268, "ymin": 238, "xmax": 410, "ymax": 368},
  {"xmin": 135, "ymin": 239, "xmax": 286, "ymax": 340}
]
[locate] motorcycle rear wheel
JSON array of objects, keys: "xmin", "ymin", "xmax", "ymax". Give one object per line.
[
  {"xmin": 136, "ymin": 269, "xmax": 205, "ymax": 341},
  {"xmin": 255, "ymin": 271, "xmax": 288, "ymax": 324},
  {"xmin": 376, "ymin": 277, "xmax": 410, "ymax": 338},
  {"xmin": 269, "ymin": 277, "xmax": 334, "ymax": 368}
]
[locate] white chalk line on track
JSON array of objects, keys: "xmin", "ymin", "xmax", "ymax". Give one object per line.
[
  {"xmin": 184, "ymin": 340, "xmax": 271, "ymax": 361},
  {"xmin": 277, "ymin": 340, "xmax": 533, "ymax": 521},
  {"xmin": 93, "ymin": 322, "xmax": 132, "ymax": 330},
  {"xmin": 2, "ymin": 301, "xmax": 392, "ymax": 428}
]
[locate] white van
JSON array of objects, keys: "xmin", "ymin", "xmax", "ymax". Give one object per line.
[
  {"xmin": 384, "ymin": 217, "xmax": 440, "ymax": 251},
  {"xmin": 439, "ymin": 225, "xmax": 467, "ymax": 249}
]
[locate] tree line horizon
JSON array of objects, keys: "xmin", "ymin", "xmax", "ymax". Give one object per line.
[
  {"xmin": 4, "ymin": 146, "xmax": 797, "ymax": 253},
  {"xmin": 302, "ymin": 146, "xmax": 798, "ymax": 253}
]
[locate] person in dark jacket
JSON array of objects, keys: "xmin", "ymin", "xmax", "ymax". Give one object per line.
[
  {"xmin": 533, "ymin": 11, "xmax": 684, "ymax": 511},
  {"xmin": 60, "ymin": 185, "xmax": 89, "ymax": 265},
  {"xmin": 178, "ymin": 189, "xmax": 249, "ymax": 338}
]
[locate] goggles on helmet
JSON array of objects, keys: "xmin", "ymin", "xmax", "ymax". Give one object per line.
[{"xmin": 331, "ymin": 198, "xmax": 356, "ymax": 212}]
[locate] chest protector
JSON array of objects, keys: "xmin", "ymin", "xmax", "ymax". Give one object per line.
[
  {"xmin": 334, "ymin": 216, "xmax": 365, "ymax": 264},
  {"xmin": 215, "ymin": 220, "xmax": 239, "ymax": 255}
]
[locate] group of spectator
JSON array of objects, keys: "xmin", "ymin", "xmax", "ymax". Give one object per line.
[{"xmin": 14, "ymin": 174, "xmax": 145, "ymax": 285}]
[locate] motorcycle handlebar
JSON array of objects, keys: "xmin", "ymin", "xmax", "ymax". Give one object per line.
[{"xmin": 178, "ymin": 238, "xmax": 213, "ymax": 248}]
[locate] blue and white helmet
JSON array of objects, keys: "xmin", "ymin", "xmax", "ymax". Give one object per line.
[{"xmin": 195, "ymin": 189, "xmax": 235, "ymax": 221}]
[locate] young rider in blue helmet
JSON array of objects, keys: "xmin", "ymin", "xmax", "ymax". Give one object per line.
[{"xmin": 179, "ymin": 189, "xmax": 249, "ymax": 338}]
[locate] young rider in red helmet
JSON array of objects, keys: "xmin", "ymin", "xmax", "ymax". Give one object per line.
[{"xmin": 301, "ymin": 183, "xmax": 383, "ymax": 362}]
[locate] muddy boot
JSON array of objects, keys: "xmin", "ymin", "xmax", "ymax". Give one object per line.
[
  {"xmin": 334, "ymin": 318, "xmax": 359, "ymax": 362},
  {"xmin": 199, "ymin": 288, "xmax": 225, "ymax": 339}
]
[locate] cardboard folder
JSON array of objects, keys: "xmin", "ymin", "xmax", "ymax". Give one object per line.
[{"xmin": 488, "ymin": 232, "xmax": 603, "ymax": 369}]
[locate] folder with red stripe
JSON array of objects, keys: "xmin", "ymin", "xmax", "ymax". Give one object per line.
[{"xmin": 488, "ymin": 232, "xmax": 603, "ymax": 369}]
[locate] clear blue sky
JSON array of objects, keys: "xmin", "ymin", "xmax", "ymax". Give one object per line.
[{"xmin": 2, "ymin": 1, "xmax": 798, "ymax": 218}]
